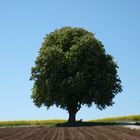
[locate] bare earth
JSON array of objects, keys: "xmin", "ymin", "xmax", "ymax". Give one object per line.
[{"xmin": 0, "ymin": 126, "xmax": 140, "ymax": 140}]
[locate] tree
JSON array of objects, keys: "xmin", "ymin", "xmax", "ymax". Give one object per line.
[{"xmin": 30, "ymin": 27, "xmax": 122, "ymax": 123}]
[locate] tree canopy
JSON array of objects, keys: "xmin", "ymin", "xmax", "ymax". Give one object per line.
[{"xmin": 30, "ymin": 27, "xmax": 122, "ymax": 122}]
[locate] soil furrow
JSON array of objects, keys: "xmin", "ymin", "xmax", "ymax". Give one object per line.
[
  {"xmin": 60, "ymin": 127, "xmax": 64, "ymax": 140},
  {"xmin": 0, "ymin": 128, "xmax": 31, "ymax": 140},
  {"xmin": 95, "ymin": 126, "xmax": 125, "ymax": 140},
  {"xmin": 93, "ymin": 126, "xmax": 124, "ymax": 140},
  {"xmin": 39, "ymin": 127, "xmax": 52, "ymax": 140},
  {"xmin": 64, "ymin": 127, "xmax": 73, "ymax": 140},
  {"xmin": 106, "ymin": 126, "xmax": 140, "ymax": 138},
  {"xmin": 54, "ymin": 127, "xmax": 65, "ymax": 140},
  {"xmin": 83, "ymin": 126, "xmax": 111, "ymax": 140},
  {"xmin": 18, "ymin": 127, "xmax": 41, "ymax": 140},
  {"xmin": 0, "ymin": 126, "xmax": 140, "ymax": 140},
  {"xmin": 77, "ymin": 127, "xmax": 96, "ymax": 140},
  {"xmin": 53, "ymin": 127, "xmax": 60, "ymax": 140},
  {"xmin": 0, "ymin": 128, "xmax": 24, "ymax": 138},
  {"xmin": 49, "ymin": 127, "xmax": 58, "ymax": 140},
  {"xmin": 26, "ymin": 128, "xmax": 47, "ymax": 140},
  {"xmin": 67, "ymin": 127, "xmax": 76, "ymax": 139},
  {"xmin": 72, "ymin": 127, "xmax": 86, "ymax": 140},
  {"xmin": 68, "ymin": 127, "xmax": 85, "ymax": 140}
]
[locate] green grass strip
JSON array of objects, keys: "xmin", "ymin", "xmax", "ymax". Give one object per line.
[
  {"xmin": 0, "ymin": 120, "xmax": 66, "ymax": 126},
  {"xmin": 89, "ymin": 114, "xmax": 140, "ymax": 122}
]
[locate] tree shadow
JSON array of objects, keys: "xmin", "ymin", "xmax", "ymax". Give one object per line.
[
  {"xmin": 56, "ymin": 121, "xmax": 118, "ymax": 127},
  {"xmin": 56, "ymin": 121, "xmax": 140, "ymax": 127}
]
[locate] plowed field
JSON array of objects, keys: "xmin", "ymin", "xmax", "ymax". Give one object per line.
[{"xmin": 0, "ymin": 126, "xmax": 140, "ymax": 140}]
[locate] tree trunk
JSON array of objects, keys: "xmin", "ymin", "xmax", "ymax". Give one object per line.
[{"xmin": 68, "ymin": 110, "xmax": 76, "ymax": 123}]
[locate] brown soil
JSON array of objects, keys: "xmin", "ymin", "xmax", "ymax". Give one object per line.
[{"xmin": 0, "ymin": 126, "xmax": 139, "ymax": 140}]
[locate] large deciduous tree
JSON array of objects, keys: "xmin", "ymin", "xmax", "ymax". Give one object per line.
[{"xmin": 30, "ymin": 27, "xmax": 122, "ymax": 123}]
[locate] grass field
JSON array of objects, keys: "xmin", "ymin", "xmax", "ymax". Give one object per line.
[
  {"xmin": 0, "ymin": 120, "xmax": 66, "ymax": 127},
  {"xmin": 89, "ymin": 114, "xmax": 140, "ymax": 122},
  {"xmin": 0, "ymin": 114, "xmax": 139, "ymax": 127}
]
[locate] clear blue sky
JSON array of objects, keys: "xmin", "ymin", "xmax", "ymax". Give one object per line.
[{"xmin": 0, "ymin": 0, "xmax": 140, "ymax": 121}]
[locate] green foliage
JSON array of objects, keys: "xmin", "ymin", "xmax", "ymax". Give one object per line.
[
  {"xmin": 89, "ymin": 115, "xmax": 140, "ymax": 122},
  {"xmin": 30, "ymin": 27, "xmax": 122, "ymax": 121}
]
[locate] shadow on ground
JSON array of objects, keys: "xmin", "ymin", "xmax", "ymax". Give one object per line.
[
  {"xmin": 56, "ymin": 121, "xmax": 140, "ymax": 127},
  {"xmin": 0, "ymin": 121, "xmax": 139, "ymax": 128}
]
